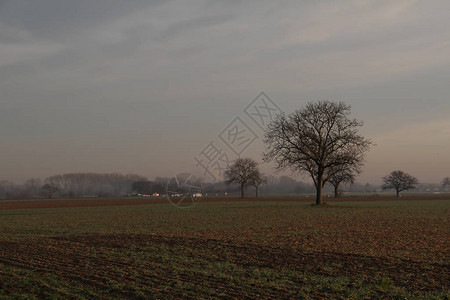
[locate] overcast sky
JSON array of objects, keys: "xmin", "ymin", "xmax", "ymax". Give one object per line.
[{"xmin": 1, "ymin": 0, "xmax": 449, "ymax": 185}]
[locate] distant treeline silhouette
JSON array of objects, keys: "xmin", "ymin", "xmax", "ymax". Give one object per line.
[
  {"xmin": 0, "ymin": 173, "xmax": 146, "ymax": 199},
  {"xmin": 0, "ymin": 173, "xmax": 447, "ymax": 200},
  {"xmin": 45, "ymin": 173, "xmax": 147, "ymax": 197}
]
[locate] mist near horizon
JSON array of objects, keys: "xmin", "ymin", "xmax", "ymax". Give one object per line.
[{"xmin": 1, "ymin": 0, "xmax": 449, "ymax": 185}]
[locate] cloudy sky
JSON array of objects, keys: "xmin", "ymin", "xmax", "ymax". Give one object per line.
[{"xmin": 1, "ymin": 0, "xmax": 449, "ymax": 184}]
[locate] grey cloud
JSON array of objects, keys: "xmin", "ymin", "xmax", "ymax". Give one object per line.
[
  {"xmin": 0, "ymin": 0, "xmax": 161, "ymax": 41},
  {"xmin": 156, "ymin": 14, "xmax": 235, "ymax": 42},
  {"xmin": 0, "ymin": 0, "xmax": 449, "ymax": 183}
]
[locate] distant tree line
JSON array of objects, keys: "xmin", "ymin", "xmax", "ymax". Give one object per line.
[
  {"xmin": 0, "ymin": 174, "xmax": 448, "ymax": 200},
  {"xmin": 0, "ymin": 173, "xmax": 385, "ymax": 200},
  {"xmin": 131, "ymin": 177, "xmax": 173, "ymax": 195},
  {"xmin": 44, "ymin": 173, "xmax": 147, "ymax": 197},
  {"xmin": 0, "ymin": 173, "xmax": 146, "ymax": 199}
]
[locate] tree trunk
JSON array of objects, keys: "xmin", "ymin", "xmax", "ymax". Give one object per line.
[
  {"xmin": 241, "ymin": 183, "xmax": 245, "ymax": 198},
  {"xmin": 255, "ymin": 186, "xmax": 259, "ymax": 197},
  {"xmin": 334, "ymin": 185, "xmax": 339, "ymax": 198},
  {"xmin": 316, "ymin": 185, "xmax": 323, "ymax": 204},
  {"xmin": 396, "ymin": 189, "xmax": 400, "ymax": 197},
  {"xmin": 315, "ymin": 171, "xmax": 324, "ymax": 205}
]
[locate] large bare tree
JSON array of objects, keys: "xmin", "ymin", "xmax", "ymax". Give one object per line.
[
  {"xmin": 382, "ymin": 170, "xmax": 418, "ymax": 197},
  {"xmin": 263, "ymin": 100, "xmax": 372, "ymax": 205},
  {"xmin": 224, "ymin": 158, "xmax": 259, "ymax": 198}
]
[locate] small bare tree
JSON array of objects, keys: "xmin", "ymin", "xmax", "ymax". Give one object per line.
[
  {"xmin": 263, "ymin": 100, "xmax": 372, "ymax": 205},
  {"xmin": 382, "ymin": 170, "xmax": 418, "ymax": 197},
  {"xmin": 224, "ymin": 158, "xmax": 259, "ymax": 198},
  {"xmin": 328, "ymin": 169, "xmax": 356, "ymax": 198},
  {"xmin": 41, "ymin": 183, "xmax": 59, "ymax": 199},
  {"xmin": 250, "ymin": 170, "xmax": 267, "ymax": 197},
  {"xmin": 443, "ymin": 177, "xmax": 450, "ymax": 187}
]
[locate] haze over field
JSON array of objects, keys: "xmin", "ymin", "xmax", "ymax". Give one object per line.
[{"xmin": 1, "ymin": 0, "xmax": 449, "ymax": 184}]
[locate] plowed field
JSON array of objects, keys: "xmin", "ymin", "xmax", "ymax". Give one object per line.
[{"xmin": 0, "ymin": 196, "xmax": 449, "ymax": 298}]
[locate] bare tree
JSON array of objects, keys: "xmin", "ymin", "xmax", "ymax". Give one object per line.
[
  {"xmin": 263, "ymin": 100, "xmax": 372, "ymax": 205},
  {"xmin": 41, "ymin": 183, "xmax": 59, "ymax": 199},
  {"xmin": 443, "ymin": 177, "xmax": 450, "ymax": 187},
  {"xmin": 249, "ymin": 170, "xmax": 267, "ymax": 197},
  {"xmin": 224, "ymin": 158, "xmax": 259, "ymax": 198},
  {"xmin": 328, "ymin": 169, "xmax": 356, "ymax": 198},
  {"xmin": 382, "ymin": 170, "xmax": 418, "ymax": 197}
]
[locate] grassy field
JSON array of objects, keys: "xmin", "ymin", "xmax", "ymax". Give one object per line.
[{"xmin": 0, "ymin": 197, "xmax": 449, "ymax": 299}]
